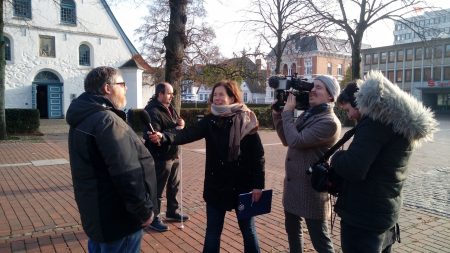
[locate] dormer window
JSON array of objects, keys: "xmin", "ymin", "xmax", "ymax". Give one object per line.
[{"xmin": 61, "ymin": 0, "xmax": 76, "ymax": 25}]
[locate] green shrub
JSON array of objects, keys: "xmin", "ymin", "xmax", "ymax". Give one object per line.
[{"xmin": 6, "ymin": 109, "xmax": 40, "ymax": 133}]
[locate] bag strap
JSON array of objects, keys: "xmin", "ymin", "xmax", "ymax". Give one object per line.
[{"xmin": 317, "ymin": 126, "xmax": 357, "ymax": 163}]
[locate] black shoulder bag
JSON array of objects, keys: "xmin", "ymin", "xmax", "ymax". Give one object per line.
[{"xmin": 307, "ymin": 127, "xmax": 356, "ymax": 196}]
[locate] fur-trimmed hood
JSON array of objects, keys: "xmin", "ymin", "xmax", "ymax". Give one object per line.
[{"xmin": 356, "ymin": 71, "xmax": 438, "ymax": 147}]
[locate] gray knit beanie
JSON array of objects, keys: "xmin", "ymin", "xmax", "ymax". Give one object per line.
[{"xmin": 314, "ymin": 75, "xmax": 341, "ymax": 102}]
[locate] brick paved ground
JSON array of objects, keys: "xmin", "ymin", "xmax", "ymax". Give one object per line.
[{"xmin": 0, "ymin": 118, "xmax": 449, "ymax": 252}]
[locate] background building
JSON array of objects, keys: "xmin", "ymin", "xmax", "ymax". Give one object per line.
[
  {"xmin": 265, "ymin": 35, "xmax": 354, "ymax": 103},
  {"xmin": 362, "ymin": 38, "xmax": 450, "ymax": 112},
  {"xmin": 4, "ymin": 0, "xmax": 150, "ymax": 118},
  {"xmin": 394, "ymin": 8, "xmax": 450, "ymax": 45}
]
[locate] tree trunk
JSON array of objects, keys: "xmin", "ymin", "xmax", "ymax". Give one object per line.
[
  {"xmin": 351, "ymin": 36, "xmax": 362, "ymax": 80},
  {"xmin": 0, "ymin": 0, "xmax": 7, "ymax": 140},
  {"xmin": 164, "ymin": 0, "xmax": 188, "ymax": 113}
]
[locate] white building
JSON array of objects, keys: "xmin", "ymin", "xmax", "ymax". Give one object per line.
[
  {"xmin": 394, "ymin": 8, "xmax": 450, "ymax": 45},
  {"xmin": 3, "ymin": 0, "xmax": 150, "ymax": 118}
]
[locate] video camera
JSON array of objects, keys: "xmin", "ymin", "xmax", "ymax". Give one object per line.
[{"xmin": 268, "ymin": 74, "xmax": 313, "ymax": 111}]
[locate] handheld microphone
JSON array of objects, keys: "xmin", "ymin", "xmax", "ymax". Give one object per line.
[{"xmin": 140, "ymin": 110, "xmax": 160, "ymax": 146}]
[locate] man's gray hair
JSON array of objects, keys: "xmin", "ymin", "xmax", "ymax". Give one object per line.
[{"xmin": 84, "ymin": 66, "xmax": 118, "ymax": 95}]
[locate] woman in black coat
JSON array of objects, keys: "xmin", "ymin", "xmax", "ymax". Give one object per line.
[{"xmin": 150, "ymin": 80, "xmax": 265, "ymax": 253}]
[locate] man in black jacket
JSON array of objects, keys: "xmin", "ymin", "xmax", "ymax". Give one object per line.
[
  {"xmin": 66, "ymin": 66, "xmax": 157, "ymax": 253},
  {"xmin": 143, "ymin": 82, "xmax": 189, "ymax": 232}
]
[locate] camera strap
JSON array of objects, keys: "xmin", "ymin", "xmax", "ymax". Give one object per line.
[{"xmin": 318, "ymin": 126, "xmax": 357, "ymax": 163}]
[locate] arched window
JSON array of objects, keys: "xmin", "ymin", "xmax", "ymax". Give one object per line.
[
  {"xmin": 61, "ymin": 0, "xmax": 76, "ymax": 25},
  {"xmin": 79, "ymin": 44, "xmax": 91, "ymax": 66},
  {"xmin": 4, "ymin": 37, "xmax": 11, "ymax": 61},
  {"xmin": 291, "ymin": 63, "xmax": 297, "ymax": 76},
  {"xmin": 282, "ymin": 64, "xmax": 288, "ymax": 76}
]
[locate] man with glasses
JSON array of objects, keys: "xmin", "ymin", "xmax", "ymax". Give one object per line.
[
  {"xmin": 66, "ymin": 66, "xmax": 157, "ymax": 253},
  {"xmin": 143, "ymin": 82, "xmax": 189, "ymax": 232}
]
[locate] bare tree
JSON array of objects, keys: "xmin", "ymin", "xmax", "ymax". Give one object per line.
[
  {"xmin": 243, "ymin": 0, "xmax": 312, "ymax": 74},
  {"xmin": 136, "ymin": 0, "xmax": 222, "ymax": 111},
  {"xmin": 305, "ymin": 0, "xmax": 432, "ymax": 79}
]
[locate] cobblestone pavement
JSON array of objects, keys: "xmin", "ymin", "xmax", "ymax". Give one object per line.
[{"xmin": 0, "ymin": 116, "xmax": 449, "ymax": 252}]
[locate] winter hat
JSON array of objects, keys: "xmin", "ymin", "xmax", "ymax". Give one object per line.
[
  {"xmin": 314, "ymin": 75, "xmax": 340, "ymax": 102},
  {"xmin": 338, "ymin": 82, "xmax": 360, "ymax": 108}
]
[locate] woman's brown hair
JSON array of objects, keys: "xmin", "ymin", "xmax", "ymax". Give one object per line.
[{"xmin": 208, "ymin": 80, "xmax": 242, "ymax": 104}]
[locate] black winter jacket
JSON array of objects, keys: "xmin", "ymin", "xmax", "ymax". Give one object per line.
[
  {"xmin": 66, "ymin": 92, "xmax": 157, "ymax": 242},
  {"xmin": 166, "ymin": 114, "xmax": 265, "ymax": 211},
  {"xmin": 330, "ymin": 71, "xmax": 437, "ymax": 232},
  {"xmin": 143, "ymin": 99, "xmax": 179, "ymax": 160}
]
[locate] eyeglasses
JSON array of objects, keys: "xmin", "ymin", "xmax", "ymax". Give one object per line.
[{"xmin": 113, "ymin": 82, "xmax": 126, "ymax": 88}]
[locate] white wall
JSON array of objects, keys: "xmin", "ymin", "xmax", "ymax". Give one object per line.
[{"xmin": 3, "ymin": 0, "xmax": 136, "ymax": 116}]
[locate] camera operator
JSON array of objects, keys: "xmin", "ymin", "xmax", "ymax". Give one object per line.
[
  {"xmin": 330, "ymin": 71, "xmax": 437, "ymax": 253},
  {"xmin": 272, "ymin": 75, "xmax": 341, "ymax": 253}
]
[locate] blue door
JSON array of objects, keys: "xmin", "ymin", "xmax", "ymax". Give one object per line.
[
  {"xmin": 48, "ymin": 85, "xmax": 63, "ymax": 118},
  {"xmin": 33, "ymin": 71, "xmax": 64, "ymax": 119}
]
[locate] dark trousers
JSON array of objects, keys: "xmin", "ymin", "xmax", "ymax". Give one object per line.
[
  {"xmin": 284, "ymin": 211, "xmax": 335, "ymax": 253},
  {"xmin": 88, "ymin": 229, "xmax": 142, "ymax": 253},
  {"xmin": 340, "ymin": 220, "xmax": 396, "ymax": 253},
  {"xmin": 203, "ymin": 203, "xmax": 260, "ymax": 253},
  {"xmin": 154, "ymin": 158, "xmax": 180, "ymax": 217}
]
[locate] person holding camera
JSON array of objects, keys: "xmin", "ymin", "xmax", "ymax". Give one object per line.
[
  {"xmin": 331, "ymin": 71, "xmax": 437, "ymax": 252},
  {"xmin": 272, "ymin": 75, "xmax": 341, "ymax": 253}
]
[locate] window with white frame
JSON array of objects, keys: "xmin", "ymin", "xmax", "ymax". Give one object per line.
[
  {"xmin": 79, "ymin": 44, "xmax": 90, "ymax": 66},
  {"xmin": 13, "ymin": 0, "xmax": 31, "ymax": 19},
  {"xmin": 327, "ymin": 63, "xmax": 332, "ymax": 75},
  {"xmin": 61, "ymin": 0, "xmax": 76, "ymax": 25},
  {"xmin": 305, "ymin": 58, "xmax": 312, "ymax": 75},
  {"xmin": 337, "ymin": 64, "xmax": 342, "ymax": 76}
]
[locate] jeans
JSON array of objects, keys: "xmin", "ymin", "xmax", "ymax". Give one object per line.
[
  {"xmin": 203, "ymin": 203, "xmax": 260, "ymax": 253},
  {"xmin": 154, "ymin": 158, "xmax": 180, "ymax": 216},
  {"xmin": 284, "ymin": 211, "xmax": 335, "ymax": 253},
  {"xmin": 87, "ymin": 229, "xmax": 142, "ymax": 253},
  {"xmin": 340, "ymin": 220, "xmax": 396, "ymax": 253}
]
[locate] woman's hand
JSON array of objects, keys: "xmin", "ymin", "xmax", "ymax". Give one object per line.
[{"xmin": 251, "ymin": 189, "xmax": 262, "ymax": 203}]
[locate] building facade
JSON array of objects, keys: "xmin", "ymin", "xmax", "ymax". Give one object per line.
[
  {"xmin": 265, "ymin": 35, "xmax": 353, "ymax": 104},
  {"xmin": 394, "ymin": 8, "xmax": 450, "ymax": 45},
  {"xmin": 3, "ymin": 0, "xmax": 147, "ymax": 118},
  {"xmin": 362, "ymin": 38, "xmax": 450, "ymax": 112}
]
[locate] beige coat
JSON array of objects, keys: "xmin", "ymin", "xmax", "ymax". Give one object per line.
[{"xmin": 273, "ymin": 107, "xmax": 341, "ymax": 219}]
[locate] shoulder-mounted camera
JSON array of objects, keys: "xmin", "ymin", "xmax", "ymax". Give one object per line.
[{"xmin": 269, "ymin": 74, "xmax": 313, "ymax": 111}]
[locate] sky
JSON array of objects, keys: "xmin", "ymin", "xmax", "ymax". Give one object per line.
[{"xmin": 109, "ymin": 0, "xmax": 450, "ymax": 59}]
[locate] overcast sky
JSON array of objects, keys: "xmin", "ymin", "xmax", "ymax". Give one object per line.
[{"xmin": 110, "ymin": 0, "xmax": 450, "ymax": 59}]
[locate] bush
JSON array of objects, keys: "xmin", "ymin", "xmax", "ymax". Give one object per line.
[
  {"xmin": 127, "ymin": 105, "xmax": 275, "ymax": 132},
  {"xmin": 6, "ymin": 109, "xmax": 40, "ymax": 134}
]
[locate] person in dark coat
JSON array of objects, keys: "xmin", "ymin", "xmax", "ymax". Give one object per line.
[
  {"xmin": 66, "ymin": 66, "xmax": 157, "ymax": 253},
  {"xmin": 149, "ymin": 80, "xmax": 265, "ymax": 253},
  {"xmin": 142, "ymin": 82, "xmax": 189, "ymax": 232},
  {"xmin": 331, "ymin": 71, "xmax": 438, "ymax": 252}
]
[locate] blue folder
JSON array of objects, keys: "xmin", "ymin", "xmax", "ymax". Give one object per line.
[{"xmin": 236, "ymin": 189, "xmax": 273, "ymax": 220}]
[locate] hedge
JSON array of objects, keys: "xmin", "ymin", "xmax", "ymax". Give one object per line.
[
  {"xmin": 6, "ymin": 109, "xmax": 40, "ymax": 134},
  {"xmin": 127, "ymin": 104, "xmax": 353, "ymax": 132}
]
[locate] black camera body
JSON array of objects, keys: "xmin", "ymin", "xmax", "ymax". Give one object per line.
[
  {"xmin": 307, "ymin": 162, "xmax": 342, "ymax": 196},
  {"xmin": 269, "ymin": 75, "xmax": 314, "ymax": 111}
]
